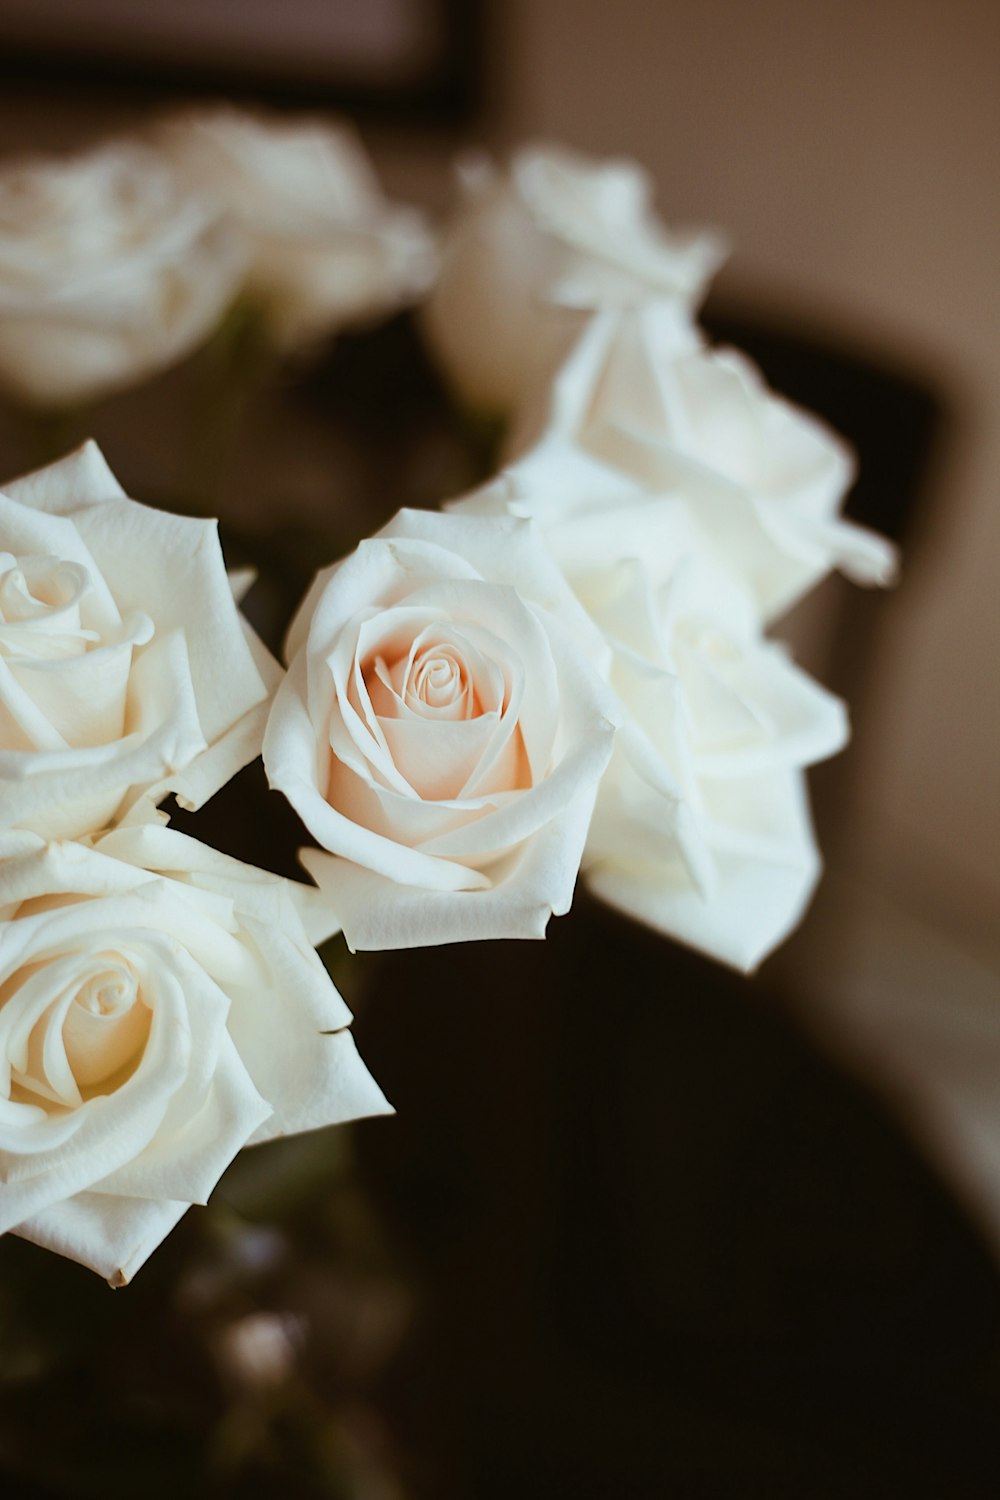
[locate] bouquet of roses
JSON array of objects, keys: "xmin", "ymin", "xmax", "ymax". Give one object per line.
[{"xmin": 0, "ymin": 107, "xmax": 895, "ymax": 1284}]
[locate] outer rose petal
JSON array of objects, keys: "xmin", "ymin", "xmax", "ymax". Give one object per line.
[
  {"xmin": 122, "ymin": 611, "xmax": 282, "ymax": 822},
  {"xmin": 71, "ymin": 499, "xmax": 267, "ymax": 747},
  {"xmin": 248, "ymin": 1031, "xmax": 391, "ymax": 1143},
  {"xmin": 302, "ymin": 781, "xmax": 600, "ymax": 950},
  {"xmin": 1, "ymin": 439, "xmax": 126, "ymax": 515},
  {"xmin": 585, "ymin": 768, "xmax": 821, "ymax": 972},
  {"xmin": 14, "ymin": 1191, "xmax": 192, "ymax": 1286},
  {"xmin": 92, "ymin": 1028, "xmax": 272, "ymax": 1206}
]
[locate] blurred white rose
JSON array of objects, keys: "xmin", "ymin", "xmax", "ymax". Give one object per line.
[
  {"xmin": 0, "ymin": 822, "xmax": 389, "ymax": 1283},
  {"xmin": 263, "ymin": 508, "xmax": 618, "ymax": 950},
  {"xmin": 156, "ymin": 106, "xmax": 437, "ymax": 349},
  {"xmin": 455, "ymin": 468, "xmax": 849, "ymax": 970},
  {"xmin": 0, "ymin": 442, "xmax": 278, "ymax": 838},
  {"xmin": 421, "ymin": 143, "xmax": 726, "ymax": 415},
  {"xmin": 0, "ymin": 139, "xmax": 244, "ymax": 408},
  {"xmin": 508, "ymin": 309, "xmax": 897, "ymax": 622}
]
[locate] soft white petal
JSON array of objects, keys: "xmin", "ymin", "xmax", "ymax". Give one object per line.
[
  {"xmin": 13, "ymin": 1191, "xmax": 191, "ymax": 1286},
  {"xmin": 0, "ymin": 625, "xmax": 207, "ymax": 838},
  {"xmin": 73, "ymin": 502, "xmax": 268, "ymax": 745},
  {"xmin": 585, "ymin": 769, "xmax": 820, "ymax": 971},
  {"xmin": 1, "ymin": 441, "xmax": 126, "ymax": 515},
  {"xmin": 95, "ymin": 1029, "xmax": 271, "ymax": 1205},
  {"xmin": 248, "ymin": 1030, "xmax": 391, "ymax": 1142}
]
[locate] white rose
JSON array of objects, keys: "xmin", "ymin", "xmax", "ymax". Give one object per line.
[
  {"xmin": 584, "ymin": 554, "xmax": 848, "ymax": 970},
  {"xmin": 0, "ymin": 822, "xmax": 389, "ymax": 1284},
  {"xmin": 156, "ymin": 106, "xmax": 437, "ymax": 350},
  {"xmin": 455, "ymin": 472, "xmax": 849, "ymax": 970},
  {"xmin": 420, "ymin": 143, "xmax": 726, "ymax": 415},
  {"xmin": 508, "ymin": 308, "xmax": 897, "ymax": 622},
  {"xmin": 0, "ymin": 139, "xmax": 244, "ymax": 408},
  {"xmin": 263, "ymin": 509, "xmax": 618, "ymax": 950},
  {"xmin": 0, "ymin": 442, "xmax": 279, "ymax": 839}
]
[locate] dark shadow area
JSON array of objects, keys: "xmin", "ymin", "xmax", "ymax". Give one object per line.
[{"xmin": 356, "ymin": 896, "xmax": 1000, "ymax": 1499}]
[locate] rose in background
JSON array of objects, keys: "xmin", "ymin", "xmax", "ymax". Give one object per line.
[
  {"xmin": 420, "ymin": 143, "xmax": 726, "ymax": 416},
  {"xmin": 506, "ymin": 308, "xmax": 897, "ymax": 622},
  {"xmin": 0, "ymin": 139, "xmax": 244, "ymax": 411},
  {"xmin": 0, "ymin": 442, "xmax": 278, "ymax": 838},
  {"xmin": 264, "ymin": 508, "xmax": 618, "ymax": 949},
  {"xmin": 156, "ymin": 106, "xmax": 438, "ymax": 353},
  {"xmin": 0, "ymin": 821, "xmax": 389, "ymax": 1284}
]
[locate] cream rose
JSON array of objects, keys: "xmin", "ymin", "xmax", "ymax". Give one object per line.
[
  {"xmin": 263, "ymin": 509, "xmax": 618, "ymax": 949},
  {"xmin": 455, "ymin": 469, "xmax": 849, "ymax": 969},
  {"xmin": 507, "ymin": 309, "xmax": 897, "ymax": 622},
  {"xmin": 420, "ymin": 144, "xmax": 726, "ymax": 415},
  {"xmin": 0, "ymin": 442, "xmax": 278, "ymax": 839},
  {"xmin": 0, "ymin": 139, "xmax": 244, "ymax": 408},
  {"xmin": 0, "ymin": 822, "xmax": 389, "ymax": 1283},
  {"xmin": 155, "ymin": 106, "xmax": 437, "ymax": 350},
  {"xmin": 582, "ymin": 552, "xmax": 848, "ymax": 970}
]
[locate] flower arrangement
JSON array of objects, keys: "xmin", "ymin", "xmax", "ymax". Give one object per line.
[{"xmin": 0, "ymin": 107, "xmax": 895, "ymax": 1284}]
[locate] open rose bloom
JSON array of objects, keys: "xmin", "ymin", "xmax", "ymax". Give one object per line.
[
  {"xmin": 0, "ymin": 140, "xmax": 243, "ymax": 409},
  {"xmin": 505, "ymin": 307, "xmax": 897, "ymax": 621},
  {"xmin": 421, "ymin": 144, "xmax": 726, "ymax": 415},
  {"xmin": 264, "ymin": 509, "xmax": 618, "ymax": 949},
  {"xmin": 0, "ymin": 442, "xmax": 278, "ymax": 838},
  {"xmin": 0, "ymin": 823, "xmax": 389, "ymax": 1284}
]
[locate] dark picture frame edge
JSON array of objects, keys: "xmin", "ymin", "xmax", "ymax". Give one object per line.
[{"xmin": 0, "ymin": 0, "xmax": 485, "ymax": 126}]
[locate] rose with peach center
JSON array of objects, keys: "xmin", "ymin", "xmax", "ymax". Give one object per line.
[{"xmin": 263, "ymin": 509, "xmax": 618, "ymax": 950}]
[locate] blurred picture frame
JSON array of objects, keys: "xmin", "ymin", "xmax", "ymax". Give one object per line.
[{"xmin": 0, "ymin": 0, "xmax": 482, "ymax": 121}]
